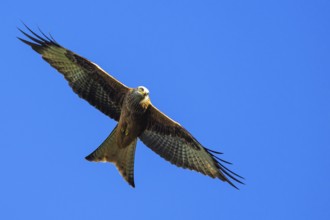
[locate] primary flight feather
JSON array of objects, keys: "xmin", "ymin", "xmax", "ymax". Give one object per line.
[{"xmin": 18, "ymin": 25, "xmax": 244, "ymax": 188}]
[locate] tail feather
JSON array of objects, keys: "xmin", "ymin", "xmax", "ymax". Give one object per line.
[{"xmin": 85, "ymin": 126, "xmax": 137, "ymax": 187}]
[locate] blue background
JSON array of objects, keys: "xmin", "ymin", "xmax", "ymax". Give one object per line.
[{"xmin": 1, "ymin": 1, "xmax": 329, "ymax": 219}]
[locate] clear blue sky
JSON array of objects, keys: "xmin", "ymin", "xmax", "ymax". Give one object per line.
[{"xmin": 1, "ymin": 0, "xmax": 329, "ymax": 219}]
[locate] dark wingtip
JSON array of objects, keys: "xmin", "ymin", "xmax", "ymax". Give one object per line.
[
  {"xmin": 129, "ymin": 181, "xmax": 135, "ymax": 188},
  {"xmin": 17, "ymin": 23, "xmax": 60, "ymax": 49},
  {"xmin": 205, "ymin": 147, "xmax": 245, "ymax": 189},
  {"xmin": 205, "ymin": 147, "xmax": 223, "ymax": 154},
  {"xmin": 224, "ymin": 175, "xmax": 245, "ymax": 190},
  {"xmin": 228, "ymin": 181, "xmax": 239, "ymax": 190},
  {"xmin": 18, "ymin": 36, "xmax": 44, "ymax": 53},
  {"xmin": 85, "ymin": 154, "xmax": 95, "ymax": 162},
  {"xmin": 205, "ymin": 147, "xmax": 244, "ymax": 189}
]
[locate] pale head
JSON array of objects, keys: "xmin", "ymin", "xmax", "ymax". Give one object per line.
[
  {"xmin": 130, "ymin": 86, "xmax": 150, "ymax": 104},
  {"xmin": 128, "ymin": 86, "xmax": 150, "ymax": 111},
  {"xmin": 137, "ymin": 86, "xmax": 149, "ymax": 96}
]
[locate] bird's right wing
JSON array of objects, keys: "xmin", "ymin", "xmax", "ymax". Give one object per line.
[
  {"xmin": 139, "ymin": 104, "xmax": 244, "ymax": 189},
  {"xmin": 18, "ymin": 25, "xmax": 129, "ymax": 121}
]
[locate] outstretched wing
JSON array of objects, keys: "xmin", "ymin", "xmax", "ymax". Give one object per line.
[
  {"xmin": 139, "ymin": 105, "xmax": 244, "ymax": 189},
  {"xmin": 18, "ymin": 25, "xmax": 129, "ymax": 121}
]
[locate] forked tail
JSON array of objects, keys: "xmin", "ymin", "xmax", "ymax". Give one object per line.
[{"xmin": 85, "ymin": 125, "xmax": 137, "ymax": 187}]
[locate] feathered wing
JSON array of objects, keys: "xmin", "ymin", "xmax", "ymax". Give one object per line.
[
  {"xmin": 18, "ymin": 26, "xmax": 129, "ymax": 121},
  {"xmin": 139, "ymin": 105, "xmax": 244, "ymax": 189}
]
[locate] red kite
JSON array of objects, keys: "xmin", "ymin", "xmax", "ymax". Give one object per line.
[{"xmin": 18, "ymin": 26, "xmax": 243, "ymax": 188}]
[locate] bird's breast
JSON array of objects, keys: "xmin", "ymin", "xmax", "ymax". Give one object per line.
[{"xmin": 116, "ymin": 97, "xmax": 149, "ymax": 148}]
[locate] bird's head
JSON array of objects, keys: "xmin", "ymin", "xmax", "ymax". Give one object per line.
[
  {"xmin": 131, "ymin": 86, "xmax": 150, "ymax": 107},
  {"xmin": 135, "ymin": 86, "xmax": 149, "ymax": 97}
]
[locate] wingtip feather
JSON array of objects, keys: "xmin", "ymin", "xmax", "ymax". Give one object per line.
[{"xmin": 18, "ymin": 23, "xmax": 61, "ymax": 49}]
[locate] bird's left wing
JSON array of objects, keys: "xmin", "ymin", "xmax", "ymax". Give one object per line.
[
  {"xmin": 139, "ymin": 104, "xmax": 244, "ymax": 189},
  {"xmin": 18, "ymin": 26, "xmax": 129, "ymax": 121}
]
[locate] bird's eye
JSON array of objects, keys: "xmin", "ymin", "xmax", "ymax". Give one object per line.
[{"xmin": 139, "ymin": 87, "xmax": 144, "ymax": 92}]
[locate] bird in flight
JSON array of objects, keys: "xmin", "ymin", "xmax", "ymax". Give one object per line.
[{"xmin": 18, "ymin": 25, "xmax": 243, "ymax": 188}]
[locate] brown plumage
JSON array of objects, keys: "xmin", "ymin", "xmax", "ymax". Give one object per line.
[{"xmin": 18, "ymin": 25, "xmax": 244, "ymax": 188}]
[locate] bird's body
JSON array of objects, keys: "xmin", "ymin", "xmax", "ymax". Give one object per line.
[
  {"xmin": 117, "ymin": 87, "xmax": 150, "ymax": 148},
  {"xmin": 18, "ymin": 25, "xmax": 243, "ymax": 188},
  {"xmin": 85, "ymin": 87, "xmax": 150, "ymax": 186}
]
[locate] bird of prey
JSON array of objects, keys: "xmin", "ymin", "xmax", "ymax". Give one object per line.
[{"xmin": 18, "ymin": 25, "xmax": 243, "ymax": 188}]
